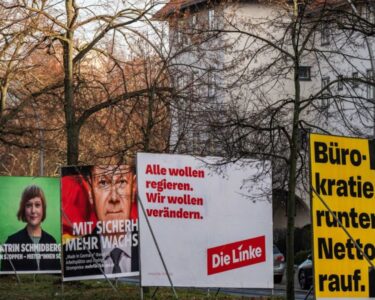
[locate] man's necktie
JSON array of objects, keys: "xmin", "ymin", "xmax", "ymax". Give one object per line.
[{"xmin": 110, "ymin": 248, "xmax": 123, "ymax": 274}]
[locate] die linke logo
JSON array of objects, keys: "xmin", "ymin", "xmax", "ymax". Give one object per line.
[{"xmin": 207, "ymin": 235, "xmax": 266, "ymax": 275}]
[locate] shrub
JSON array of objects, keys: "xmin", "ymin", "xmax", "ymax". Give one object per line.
[{"xmin": 294, "ymin": 250, "xmax": 311, "ymax": 265}]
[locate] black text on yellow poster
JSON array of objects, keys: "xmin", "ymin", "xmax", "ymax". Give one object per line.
[{"xmin": 310, "ymin": 134, "xmax": 375, "ymax": 299}]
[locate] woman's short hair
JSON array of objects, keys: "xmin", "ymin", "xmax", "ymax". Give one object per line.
[{"xmin": 17, "ymin": 185, "xmax": 47, "ymax": 222}]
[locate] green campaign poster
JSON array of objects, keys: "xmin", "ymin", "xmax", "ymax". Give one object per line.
[{"xmin": 0, "ymin": 176, "xmax": 61, "ymax": 274}]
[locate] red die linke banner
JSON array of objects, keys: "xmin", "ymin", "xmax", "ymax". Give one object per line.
[{"xmin": 207, "ymin": 235, "xmax": 266, "ymax": 275}]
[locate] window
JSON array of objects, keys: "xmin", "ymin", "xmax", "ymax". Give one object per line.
[
  {"xmin": 337, "ymin": 75, "xmax": 343, "ymax": 91},
  {"xmin": 208, "ymin": 9, "xmax": 215, "ymax": 30},
  {"xmin": 176, "ymin": 20, "xmax": 188, "ymax": 45},
  {"xmin": 321, "ymin": 76, "xmax": 330, "ymax": 110},
  {"xmin": 297, "ymin": 3, "xmax": 304, "ymax": 16},
  {"xmin": 176, "ymin": 76, "xmax": 183, "ymax": 91},
  {"xmin": 298, "ymin": 66, "xmax": 311, "ymax": 81},
  {"xmin": 322, "ymin": 76, "xmax": 330, "ymax": 88},
  {"xmin": 352, "ymin": 72, "xmax": 359, "ymax": 88},
  {"xmin": 191, "ymin": 14, "xmax": 197, "ymax": 29},
  {"xmin": 321, "ymin": 23, "xmax": 330, "ymax": 45},
  {"xmin": 176, "ymin": 30, "xmax": 182, "ymax": 44},
  {"xmin": 336, "ymin": 11, "xmax": 346, "ymax": 28},
  {"xmin": 177, "ymin": 74, "xmax": 189, "ymax": 94},
  {"xmin": 364, "ymin": 3, "xmax": 375, "ymax": 24},
  {"xmin": 192, "ymin": 131, "xmax": 201, "ymax": 153},
  {"xmin": 367, "ymin": 69, "xmax": 374, "ymax": 99},
  {"xmin": 190, "ymin": 72, "xmax": 195, "ymax": 96},
  {"xmin": 207, "ymin": 72, "xmax": 216, "ymax": 98}
]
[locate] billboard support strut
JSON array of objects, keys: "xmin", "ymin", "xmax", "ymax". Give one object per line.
[
  {"xmin": 7, "ymin": 255, "xmax": 21, "ymax": 284},
  {"xmin": 61, "ymin": 209, "xmax": 119, "ymax": 294},
  {"xmin": 137, "ymin": 195, "xmax": 178, "ymax": 299},
  {"xmin": 303, "ymin": 285, "xmax": 313, "ymax": 300},
  {"xmin": 151, "ymin": 287, "xmax": 159, "ymax": 299}
]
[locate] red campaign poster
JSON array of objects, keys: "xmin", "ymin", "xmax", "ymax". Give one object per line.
[{"xmin": 61, "ymin": 165, "xmax": 139, "ymax": 281}]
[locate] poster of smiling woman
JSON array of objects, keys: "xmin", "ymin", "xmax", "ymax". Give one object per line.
[{"xmin": 0, "ymin": 176, "xmax": 61, "ymax": 274}]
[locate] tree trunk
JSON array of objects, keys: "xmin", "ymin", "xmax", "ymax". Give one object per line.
[
  {"xmin": 286, "ymin": 61, "xmax": 301, "ymax": 300},
  {"xmin": 0, "ymin": 84, "xmax": 8, "ymax": 117},
  {"xmin": 64, "ymin": 0, "xmax": 78, "ymax": 165},
  {"xmin": 144, "ymin": 90, "xmax": 155, "ymax": 152}
]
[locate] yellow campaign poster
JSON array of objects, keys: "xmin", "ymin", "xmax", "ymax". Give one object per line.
[{"xmin": 310, "ymin": 133, "xmax": 375, "ymax": 299}]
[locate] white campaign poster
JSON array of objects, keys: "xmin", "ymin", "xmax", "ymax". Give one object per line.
[{"xmin": 137, "ymin": 153, "xmax": 273, "ymax": 288}]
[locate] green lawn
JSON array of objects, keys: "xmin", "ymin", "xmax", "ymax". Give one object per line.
[{"xmin": 0, "ymin": 275, "xmax": 284, "ymax": 300}]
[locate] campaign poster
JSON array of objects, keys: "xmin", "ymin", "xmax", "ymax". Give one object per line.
[
  {"xmin": 0, "ymin": 176, "xmax": 61, "ymax": 274},
  {"xmin": 61, "ymin": 165, "xmax": 139, "ymax": 281},
  {"xmin": 137, "ymin": 153, "xmax": 273, "ymax": 288},
  {"xmin": 310, "ymin": 133, "xmax": 375, "ymax": 299}
]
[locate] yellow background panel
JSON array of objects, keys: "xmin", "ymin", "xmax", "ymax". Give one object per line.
[{"xmin": 310, "ymin": 134, "xmax": 375, "ymax": 299}]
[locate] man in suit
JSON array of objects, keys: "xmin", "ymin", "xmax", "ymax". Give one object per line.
[{"xmin": 62, "ymin": 164, "xmax": 138, "ymax": 280}]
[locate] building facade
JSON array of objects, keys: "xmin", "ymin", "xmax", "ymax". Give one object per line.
[{"xmin": 154, "ymin": 0, "xmax": 375, "ymax": 229}]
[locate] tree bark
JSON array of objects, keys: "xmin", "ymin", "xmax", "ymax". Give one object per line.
[
  {"xmin": 64, "ymin": 0, "xmax": 77, "ymax": 165},
  {"xmin": 286, "ymin": 4, "xmax": 301, "ymax": 297},
  {"xmin": 286, "ymin": 74, "xmax": 300, "ymax": 300},
  {"xmin": 0, "ymin": 85, "xmax": 8, "ymax": 117}
]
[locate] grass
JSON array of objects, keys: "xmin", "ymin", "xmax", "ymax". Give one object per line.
[{"xmin": 0, "ymin": 275, "xmax": 284, "ymax": 300}]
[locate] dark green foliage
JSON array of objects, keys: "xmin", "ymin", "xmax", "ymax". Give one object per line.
[
  {"xmin": 294, "ymin": 250, "xmax": 310, "ymax": 265},
  {"xmin": 274, "ymin": 224, "xmax": 311, "ymax": 257}
]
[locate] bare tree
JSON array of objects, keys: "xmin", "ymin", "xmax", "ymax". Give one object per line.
[
  {"xmin": 158, "ymin": 0, "xmax": 375, "ymax": 298},
  {"xmin": 214, "ymin": 1, "xmax": 375, "ymax": 298},
  {"xmin": 1, "ymin": 0, "xmax": 168, "ymax": 165}
]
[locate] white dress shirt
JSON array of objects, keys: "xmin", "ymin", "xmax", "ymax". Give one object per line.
[{"xmin": 101, "ymin": 232, "xmax": 132, "ymax": 274}]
